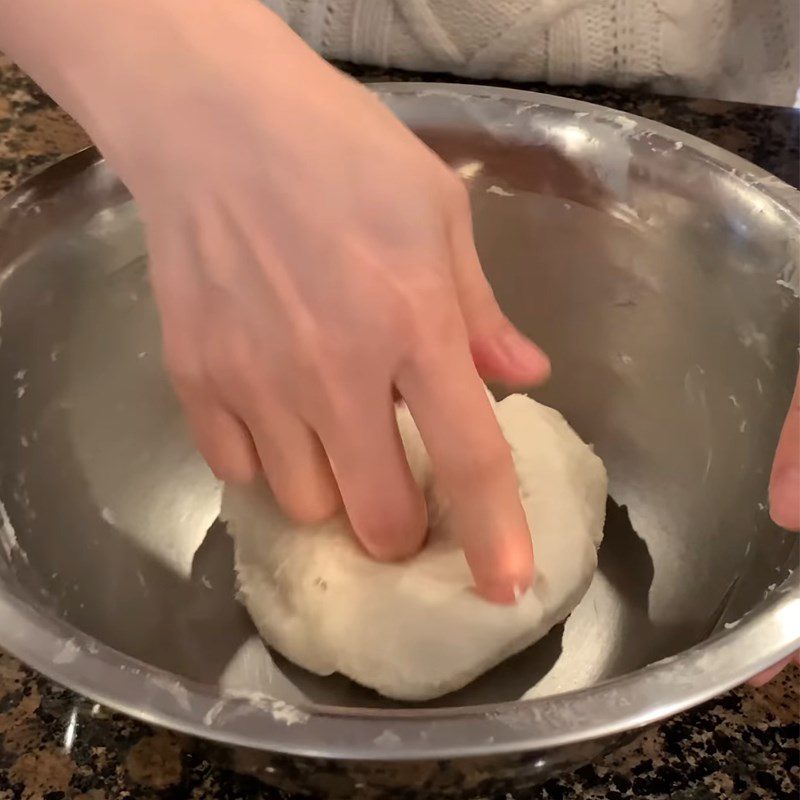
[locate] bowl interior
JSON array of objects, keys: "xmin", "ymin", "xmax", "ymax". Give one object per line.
[{"xmin": 0, "ymin": 89, "xmax": 797, "ymax": 713}]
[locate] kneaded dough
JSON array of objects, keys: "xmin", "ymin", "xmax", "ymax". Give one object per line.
[{"xmin": 222, "ymin": 393, "xmax": 607, "ymax": 701}]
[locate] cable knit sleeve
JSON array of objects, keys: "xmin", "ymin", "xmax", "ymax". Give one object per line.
[{"xmin": 278, "ymin": 0, "xmax": 799, "ymax": 105}]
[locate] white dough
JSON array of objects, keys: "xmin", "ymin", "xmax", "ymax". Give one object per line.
[{"xmin": 221, "ymin": 393, "xmax": 607, "ymax": 701}]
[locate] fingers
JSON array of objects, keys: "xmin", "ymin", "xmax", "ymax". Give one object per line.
[
  {"xmin": 179, "ymin": 384, "xmax": 342, "ymax": 527},
  {"xmin": 319, "ymin": 389, "xmax": 428, "ymax": 561},
  {"xmin": 754, "ymin": 376, "xmax": 798, "ymax": 687},
  {"xmin": 397, "ymin": 335, "xmax": 534, "ymax": 604},
  {"xmin": 447, "ymin": 183, "xmax": 551, "ymax": 387},
  {"xmin": 769, "ymin": 374, "xmax": 800, "ymax": 531},
  {"xmin": 182, "ymin": 399, "xmax": 260, "ymax": 484},
  {"xmin": 469, "ymin": 315, "xmax": 552, "ymax": 388},
  {"xmin": 246, "ymin": 403, "xmax": 342, "ymax": 526},
  {"xmin": 172, "ymin": 346, "xmax": 341, "ymax": 524},
  {"xmin": 748, "ymin": 652, "xmax": 798, "ymax": 687}
]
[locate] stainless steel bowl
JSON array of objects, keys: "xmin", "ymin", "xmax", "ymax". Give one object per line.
[{"xmin": 0, "ymin": 84, "xmax": 798, "ymax": 798}]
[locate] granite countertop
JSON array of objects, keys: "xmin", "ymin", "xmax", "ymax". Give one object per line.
[{"xmin": 0, "ymin": 54, "xmax": 798, "ymax": 799}]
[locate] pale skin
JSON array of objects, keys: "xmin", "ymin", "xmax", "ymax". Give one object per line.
[{"xmin": 1, "ymin": 0, "xmax": 797, "ymax": 678}]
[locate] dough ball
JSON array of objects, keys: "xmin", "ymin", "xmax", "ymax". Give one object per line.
[{"xmin": 221, "ymin": 393, "xmax": 607, "ymax": 701}]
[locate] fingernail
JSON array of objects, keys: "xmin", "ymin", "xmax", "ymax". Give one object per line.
[
  {"xmin": 478, "ymin": 570, "xmax": 533, "ymax": 605},
  {"xmin": 769, "ymin": 467, "xmax": 800, "ymax": 530},
  {"xmin": 479, "ymin": 581, "xmax": 521, "ymax": 605},
  {"xmin": 511, "ymin": 580, "xmax": 527, "ymax": 603}
]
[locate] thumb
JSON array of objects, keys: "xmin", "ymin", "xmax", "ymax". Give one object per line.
[
  {"xmin": 449, "ymin": 196, "xmax": 550, "ymax": 387},
  {"xmin": 769, "ymin": 373, "xmax": 800, "ymax": 531},
  {"xmin": 469, "ymin": 301, "xmax": 552, "ymax": 387}
]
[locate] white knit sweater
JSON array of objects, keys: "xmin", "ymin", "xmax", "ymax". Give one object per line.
[{"xmin": 262, "ymin": 0, "xmax": 799, "ymax": 105}]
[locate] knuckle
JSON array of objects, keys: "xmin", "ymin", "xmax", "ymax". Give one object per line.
[
  {"xmin": 352, "ymin": 491, "xmax": 427, "ymax": 562},
  {"xmin": 383, "ymin": 266, "xmax": 455, "ymax": 330},
  {"xmin": 211, "ymin": 455, "xmax": 258, "ymax": 485},
  {"xmin": 454, "ymin": 442, "xmax": 513, "ymax": 489},
  {"xmin": 164, "ymin": 346, "xmax": 203, "ymax": 398},
  {"xmin": 316, "ymin": 379, "xmax": 353, "ymax": 428},
  {"xmin": 276, "ymin": 480, "xmax": 340, "ymax": 527},
  {"xmin": 407, "ymin": 302, "xmax": 464, "ymax": 369},
  {"xmin": 291, "ymin": 320, "xmax": 330, "ymax": 374},
  {"xmin": 291, "ymin": 327, "xmax": 359, "ymax": 422},
  {"xmin": 188, "ymin": 410, "xmax": 259, "ymax": 484},
  {"xmin": 308, "ymin": 365, "xmax": 354, "ymax": 427},
  {"xmin": 356, "ymin": 516, "xmax": 407, "ymax": 561},
  {"xmin": 203, "ymin": 327, "xmax": 262, "ymax": 397}
]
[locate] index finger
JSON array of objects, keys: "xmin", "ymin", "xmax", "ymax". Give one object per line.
[{"xmin": 397, "ymin": 340, "xmax": 533, "ymax": 603}]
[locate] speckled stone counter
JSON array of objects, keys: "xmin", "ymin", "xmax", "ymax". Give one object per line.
[{"xmin": 0, "ymin": 53, "xmax": 798, "ymax": 800}]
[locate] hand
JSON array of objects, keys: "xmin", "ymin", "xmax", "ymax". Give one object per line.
[
  {"xmin": 751, "ymin": 372, "xmax": 799, "ymax": 686},
  {"xmin": 768, "ymin": 373, "xmax": 799, "ymax": 531},
  {"xmin": 2, "ymin": 0, "xmax": 549, "ymax": 603}
]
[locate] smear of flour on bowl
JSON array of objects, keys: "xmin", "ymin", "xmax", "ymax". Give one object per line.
[
  {"xmin": 486, "ymin": 185, "xmax": 514, "ymax": 197},
  {"xmin": 374, "ymin": 729, "xmax": 402, "ymax": 748},
  {"xmin": 269, "ymin": 700, "xmax": 309, "ymax": 726},
  {"xmin": 231, "ymin": 692, "xmax": 309, "ymax": 726},
  {"xmin": 203, "ymin": 701, "xmax": 225, "ymax": 727},
  {"xmin": 53, "ymin": 638, "xmax": 81, "ymax": 664},
  {"xmin": 148, "ymin": 674, "xmax": 191, "ymax": 711},
  {"xmin": 0, "ymin": 500, "xmax": 27, "ymax": 563},
  {"xmin": 0, "ymin": 500, "xmax": 18, "ymax": 559},
  {"xmin": 202, "ymin": 693, "xmax": 309, "ymax": 727},
  {"xmin": 776, "ymin": 259, "xmax": 799, "ymax": 297}
]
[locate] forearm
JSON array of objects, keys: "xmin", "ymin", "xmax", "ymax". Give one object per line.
[
  {"xmin": 0, "ymin": 0, "xmax": 302, "ymax": 147},
  {"xmin": 1, "ymin": 1, "xmax": 168, "ymax": 120}
]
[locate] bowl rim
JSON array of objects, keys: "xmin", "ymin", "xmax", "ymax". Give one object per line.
[{"xmin": 0, "ymin": 81, "xmax": 798, "ymax": 761}]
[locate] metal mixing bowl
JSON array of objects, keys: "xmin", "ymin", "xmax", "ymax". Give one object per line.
[{"xmin": 0, "ymin": 84, "xmax": 798, "ymax": 798}]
